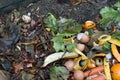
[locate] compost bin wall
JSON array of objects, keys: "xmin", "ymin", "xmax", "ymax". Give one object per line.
[{"xmin": 0, "ymin": 0, "xmax": 38, "ymax": 14}]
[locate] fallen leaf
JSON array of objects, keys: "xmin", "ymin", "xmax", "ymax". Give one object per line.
[
  {"xmin": 50, "ymin": 66, "xmax": 69, "ymax": 80},
  {"xmin": 21, "ymin": 71, "xmax": 34, "ymax": 80},
  {"xmin": 0, "ymin": 70, "xmax": 8, "ymax": 80},
  {"xmin": 13, "ymin": 63, "xmax": 23, "ymax": 73}
]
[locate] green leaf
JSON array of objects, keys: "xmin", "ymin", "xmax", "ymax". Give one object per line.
[
  {"xmin": 21, "ymin": 71, "xmax": 34, "ymax": 80},
  {"xmin": 44, "ymin": 14, "xmax": 82, "ymax": 52},
  {"xmin": 52, "ymin": 35, "xmax": 65, "ymax": 52},
  {"xmin": 66, "ymin": 42, "xmax": 76, "ymax": 52},
  {"xmin": 88, "ymin": 29, "xmax": 94, "ymax": 35},
  {"xmin": 103, "ymin": 43, "xmax": 111, "ymax": 51},
  {"xmin": 100, "ymin": 7, "xmax": 117, "ymax": 19},
  {"xmin": 57, "ymin": 17, "xmax": 82, "ymax": 33},
  {"xmin": 114, "ymin": 1, "xmax": 120, "ymax": 8},
  {"xmin": 44, "ymin": 13, "xmax": 57, "ymax": 31},
  {"xmin": 112, "ymin": 32, "xmax": 120, "ymax": 39},
  {"xmin": 99, "ymin": 5, "xmax": 120, "ymax": 30},
  {"xmin": 52, "ymin": 33, "xmax": 76, "ymax": 52},
  {"xmin": 50, "ymin": 66, "xmax": 69, "ymax": 80}
]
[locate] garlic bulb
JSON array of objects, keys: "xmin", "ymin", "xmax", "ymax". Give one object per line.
[{"xmin": 22, "ymin": 15, "xmax": 31, "ymax": 23}]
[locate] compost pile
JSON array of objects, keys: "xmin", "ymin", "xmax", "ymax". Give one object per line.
[{"xmin": 0, "ymin": 0, "xmax": 119, "ymax": 80}]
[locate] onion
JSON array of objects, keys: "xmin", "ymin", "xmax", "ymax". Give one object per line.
[
  {"xmin": 77, "ymin": 33, "xmax": 90, "ymax": 43},
  {"xmin": 74, "ymin": 70, "xmax": 84, "ymax": 80},
  {"xmin": 64, "ymin": 59, "xmax": 75, "ymax": 71},
  {"xmin": 76, "ymin": 43, "xmax": 85, "ymax": 51}
]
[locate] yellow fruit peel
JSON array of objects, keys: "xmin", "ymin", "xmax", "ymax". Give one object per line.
[
  {"xmin": 42, "ymin": 52, "xmax": 78, "ymax": 67},
  {"xmin": 104, "ymin": 58, "xmax": 112, "ymax": 80},
  {"xmin": 98, "ymin": 34, "xmax": 120, "ymax": 47},
  {"xmin": 74, "ymin": 48, "xmax": 88, "ymax": 60},
  {"xmin": 111, "ymin": 44, "xmax": 120, "ymax": 62}
]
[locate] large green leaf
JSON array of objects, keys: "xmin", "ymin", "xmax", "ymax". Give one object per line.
[
  {"xmin": 57, "ymin": 17, "xmax": 82, "ymax": 33},
  {"xmin": 114, "ymin": 1, "xmax": 120, "ymax": 8},
  {"xmin": 52, "ymin": 33, "xmax": 76, "ymax": 52},
  {"xmin": 66, "ymin": 42, "xmax": 76, "ymax": 52},
  {"xmin": 50, "ymin": 66, "xmax": 69, "ymax": 80},
  {"xmin": 100, "ymin": 7, "xmax": 118, "ymax": 19},
  {"xmin": 112, "ymin": 32, "xmax": 120, "ymax": 39},
  {"xmin": 51, "ymin": 35, "xmax": 65, "ymax": 52}
]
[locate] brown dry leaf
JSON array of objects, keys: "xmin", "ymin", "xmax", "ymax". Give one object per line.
[
  {"xmin": 26, "ymin": 63, "xmax": 33, "ymax": 68},
  {"xmin": 13, "ymin": 63, "xmax": 23, "ymax": 73},
  {"xmin": 0, "ymin": 70, "xmax": 8, "ymax": 80}
]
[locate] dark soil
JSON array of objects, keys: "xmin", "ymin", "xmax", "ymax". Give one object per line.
[{"xmin": 22, "ymin": 0, "xmax": 117, "ymax": 23}]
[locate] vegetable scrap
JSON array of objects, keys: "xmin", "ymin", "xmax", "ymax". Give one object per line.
[
  {"xmin": 0, "ymin": 0, "xmax": 119, "ymax": 80},
  {"xmin": 42, "ymin": 1, "xmax": 120, "ymax": 80}
]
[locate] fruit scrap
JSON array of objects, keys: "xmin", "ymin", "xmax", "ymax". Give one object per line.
[
  {"xmin": 87, "ymin": 59, "xmax": 96, "ymax": 69},
  {"xmin": 74, "ymin": 48, "xmax": 88, "ymax": 59},
  {"xmin": 82, "ymin": 21, "xmax": 96, "ymax": 30},
  {"xmin": 104, "ymin": 58, "xmax": 112, "ymax": 80},
  {"xmin": 98, "ymin": 34, "xmax": 120, "ymax": 47},
  {"xmin": 111, "ymin": 63, "xmax": 120, "ymax": 80},
  {"xmin": 91, "ymin": 53, "xmax": 106, "ymax": 59},
  {"xmin": 42, "ymin": 52, "xmax": 78, "ymax": 67},
  {"xmin": 111, "ymin": 44, "xmax": 120, "ymax": 62},
  {"xmin": 74, "ymin": 57, "xmax": 88, "ymax": 71}
]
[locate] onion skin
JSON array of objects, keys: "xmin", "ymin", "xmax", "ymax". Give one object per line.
[
  {"xmin": 77, "ymin": 33, "xmax": 90, "ymax": 43},
  {"xmin": 76, "ymin": 43, "xmax": 85, "ymax": 51},
  {"xmin": 64, "ymin": 59, "xmax": 75, "ymax": 71},
  {"xmin": 74, "ymin": 70, "xmax": 84, "ymax": 80}
]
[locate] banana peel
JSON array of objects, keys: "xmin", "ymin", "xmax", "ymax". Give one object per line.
[
  {"xmin": 98, "ymin": 34, "xmax": 120, "ymax": 47},
  {"xmin": 74, "ymin": 48, "xmax": 88, "ymax": 59},
  {"xmin": 104, "ymin": 58, "xmax": 112, "ymax": 80},
  {"xmin": 74, "ymin": 57, "xmax": 88, "ymax": 71},
  {"xmin": 42, "ymin": 52, "xmax": 78, "ymax": 67},
  {"xmin": 91, "ymin": 53, "xmax": 106, "ymax": 59}
]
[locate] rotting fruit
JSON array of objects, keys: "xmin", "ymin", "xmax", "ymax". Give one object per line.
[
  {"xmin": 82, "ymin": 21, "xmax": 96, "ymax": 30},
  {"xmin": 111, "ymin": 63, "xmax": 120, "ymax": 80}
]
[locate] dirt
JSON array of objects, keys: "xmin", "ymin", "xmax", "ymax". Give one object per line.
[
  {"xmin": 21, "ymin": 0, "xmax": 117, "ymax": 23},
  {"xmin": 0, "ymin": 0, "xmax": 118, "ymax": 80}
]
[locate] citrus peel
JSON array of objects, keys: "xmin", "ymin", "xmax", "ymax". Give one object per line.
[
  {"xmin": 98, "ymin": 34, "xmax": 120, "ymax": 47},
  {"xmin": 111, "ymin": 44, "xmax": 120, "ymax": 62}
]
